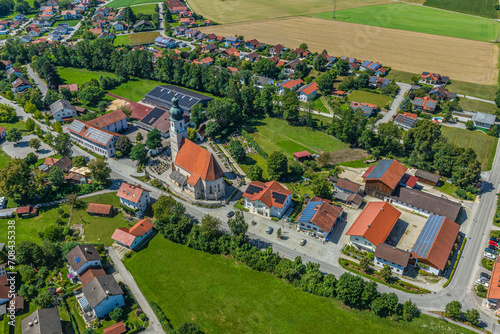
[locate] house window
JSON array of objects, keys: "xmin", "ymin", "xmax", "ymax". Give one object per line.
[{"xmin": 312, "ymin": 227, "xmax": 317, "ymax": 231}]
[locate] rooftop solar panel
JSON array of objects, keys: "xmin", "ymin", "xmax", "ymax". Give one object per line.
[
  {"xmin": 298, "ymin": 201, "xmax": 321, "ymax": 222},
  {"xmin": 367, "ymin": 159, "xmax": 393, "ymax": 179},
  {"xmin": 412, "ymin": 215, "xmax": 444, "ymax": 258},
  {"xmin": 141, "ymin": 107, "xmax": 167, "ymax": 125},
  {"xmin": 69, "ymin": 120, "xmax": 85, "ymax": 133},
  {"xmin": 246, "ymin": 184, "xmax": 263, "ymax": 195},
  {"xmin": 272, "ymin": 192, "xmax": 287, "ymax": 205}
]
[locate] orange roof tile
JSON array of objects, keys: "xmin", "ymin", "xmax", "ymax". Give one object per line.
[
  {"xmin": 281, "ymin": 79, "xmax": 303, "ymax": 89},
  {"xmin": 175, "ymin": 138, "xmax": 223, "ymax": 181},
  {"xmin": 103, "ymin": 321, "xmax": 127, "ymax": 334},
  {"xmin": 346, "ymin": 202, "xmax": 401, "ymax": 246},
  {"xmin": 297, "ymin": 201, "xmax": 343, "ymax": 232},
  {"xmin": 86, "ymin": 110, "xmax": 127, "ymax": 129},
  {"xmin": 488, "ymin": 257, "xmax": 500, "ymax": 300},
  {"xmin": 117, "ymin": 183, "xmax": 149, "ymax": 204},
  {"xmin": 129, "ymin": 219, "xmax": 154, "ymax": 236},
  {"xmin": 364, "ymin": 159, "xmax": 407, "ymax": 190},
  {"xmin": 44, "ymin": 157, "xmax": 59, "ymax": 165},
  {"xmin": 299, "ymin": 82, "xmax": 318, "ymax": 95},
  {"xmin": 79, "ymin": 267, "xmax": 106, "ymax": 286},
  {"xmin": 86, "ymin": 203, "xmax": 113, "ymax": 215},
  {"xmin": 243, "ymin": 181, "xmax": 293, "ymax": 209}
]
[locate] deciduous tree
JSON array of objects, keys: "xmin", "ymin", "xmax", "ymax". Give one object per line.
[
  {"xmin": 267, "ymin": 151, "xmax": 287, "ymax": 181},
  {"xmin": 246, "ymin": 164, "xmax": 263, "ymax": 181},
  {"xmin": 115, "ymin": 135, "xmax": 133, "ymax": 155},
  {"xmin": 88, "ymin": 158, "xmax": 111, "ymax": 184},
  {"xmin": 6, "ymin": 128, "xmax": 22, "ymax": 143}
]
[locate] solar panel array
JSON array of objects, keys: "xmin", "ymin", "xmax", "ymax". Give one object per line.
[
  {"xmin": 140, "ymin": 107, "xmax": 167, "ymax": 126},
  {"xmin": 297, "ymin": 201, "xmax": 321, "ymax": 222},
  {"xmin": 144, "ymin": 85, "xmax": 213, "ymax": 111},
  {"xmin": 68, "ymin": 120, "xmax": 85, "ymax": 133},
  {"xmin": 85, "ymin": 126, "xmax": 113, "ymax": 145},
  {"xmin": 75, "ymin": 256, "xmax": 81, "ymax": 264},
  {"xmin": 412, "ymin": 215, "xmax": 445, "ymax": 258},
  {"xmin": 272, "ymin": 192, "xmax": 287, "ymax": 205},
  {"xmin": 367, "ymin": 159, "xmax": 393, "ymax": 179},
  {"xmin": 246, "ymin": 184, "xmax": 263, "ymax": 195}
]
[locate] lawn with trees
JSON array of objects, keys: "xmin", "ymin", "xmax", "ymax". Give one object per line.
[{"xmin": 347, "ymin": 91, "xmax": 393, "ymax": 109}]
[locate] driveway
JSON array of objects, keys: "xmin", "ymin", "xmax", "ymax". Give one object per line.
[
  {"xmin": 376, "ymin": 82, "xmax": 411, "ymax": 125},
  {"xmin": 106, "ymin": 247, "xmax": 164, "ymax": 334},
  {"xmin": 26, "ymin": 64, "xmax": 48, "ymax": 98}
]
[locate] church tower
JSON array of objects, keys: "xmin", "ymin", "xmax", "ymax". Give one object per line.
[{"xmin": 169, "ymin": 96, "xmax": 187, "ymax": 163}]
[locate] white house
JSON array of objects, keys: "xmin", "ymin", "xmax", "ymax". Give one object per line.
[
  {"xmin": 472, "ymin": 111, "xmax": 496, "ymax": 129},
  {"xmin": 86, "ymin": 109, "xmax": 128, "ymax": 132},
  {"xmin": 68, "ymin": 120, "xmax": 120, "ymax": 157},
  {"xmin": 243, "ymin": 181, "xmax": 293, "ymax": 218},
  {"xmin": 81, "ymin": 275, "xmax": 125, "ymax": 318},
  {"xmin": 374, "ymin": 243, "xmax": 411, "ymax": 274},
  {"xmin": 49, "ymin": 99, "xmax": 77, "ymax": 122},
  {"xmin": 296, "ymin": 198, "xmax": 343, "ymax": 241},
  {"xmin": 297, "ymin": 82, "xmax": 318, "ymax": 102},
  {"xmin": 117, "ymin": 182, "xmax": 151, "ymax": 217},
  {"xmin": 111, "ymin": 218, "xmax": 155, "ymax": 250},
  {"xmin": 111, "ymin": 21, "xmax": 126, "ymax": 31},
  {"xmin": 65, "ymin": 244, "xmax": 102, "ymax": 276}
]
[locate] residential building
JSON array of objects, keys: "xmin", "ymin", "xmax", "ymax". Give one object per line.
[
  {"xmin": 61, "ymin": 10, "xmax": 79, "ymax": 19},
  {"xmin": 79, "ymin": 268, "xmax": 106, "ymax": 286},
  {"xmin": 334, "ymin": 178, "xmax": 362, "ymax": 194},
  {"xmin": 270, "ymin": 44, "xmax": 285, "ymax": 55},
  {"xmin": 429, "ymin": 85, "xmax": 456, "ymax": 100},
  {"xmin": 86, "ymin": 203, "xmax": 113, "ymax": 217},
  {"xmin": 278, "ymin": 78, "xmax": 303, "ymax": 94},
  {"xmin": 224, "ymin": 36, "xmax": 239, "ymax": 46},
  {"xmin": 292, "ymin": 47, "xmax": 310, "ymax": 58},
  {"xmin": 111, "ymin": 21, "xmax": 126, "ymax": 31},
  {"xmin": 414, "ymin": 169, "xmax": 440, "ymax": 186},
  {"xmin": 111, "ymin": 218, "xmax": 155, "ymax": 250},
  {"xmin": 394, "ymin": 112, "xmax": 418, "ymax": 130},
  {"xmin": 351, "ymin": 101, "xmax": 377, "ymax": 117},
  {"xmin": 19, "ymin": 35, "xmax": 32, "ymax": 43},
  {"xmin": 0, "ymin": 127, "xmax": 6, "ymax": 140},
  {"xmin": 155, "ymin": 36, "xmax": 176, "ymax": 48},
  {"xmin": 413, "ymin": 96, "xmax": 437, "ymax": 113},
  {"xmin": 360, "ymin": 60, "xmax": 382, "ymax": 72},
  {"xmin": 420, "ymin": 72, "xmax": 449, "ymax": 85},
  {"xmin": 169, "ymin": 98, "xmax": 225, "ymax": 200},
  {"xmin": 66, "ymin": 244, "xmax": 102, "ymax": 275},
  {"xmin": 296, "ymin": 200, "xmax": 343, "ymax": 241},
  {"xmin": 362, "ymin": 159, "xmax": 411, "ymax": 199},
  {"xmin": 133, "ymin": 20, "xmax": 153, "ymax": 29},
  {"xmin": 117, "ymin": 182, "xmax": 151, "ymax": 216},
  {"xmin": 245, "ymin": 51, "xmax": 259, "ymax": 62},
  {"xmin": 369, "ymin": 76, "xmax": 390, "ymax": 88},
  {"xmin": 49, "ymin": 99, "xmax": 77, "ymax": 123},
  {"xmin": 21, "ymin": 308, "xmax": 63, "ymax": 334},
  {"xmin": 374, "ymin": 243, "xmax": 411, "ymax": 274},
  {"xmin": 86, "ymin": 109, "xmax": 128, "ymax": 132},
  {"xmin": 472, "ymin": 112, "xmax": 496, "ymax": 129},
  {"xmin": 6, "ymin": 67, "xmax": 22, "ymax": 78},
  {"xmin": 389, "ymin": 187, "xmax": 461, "ymax": 221},
  {"xmin": 221, "ymin": 46, "xmax": 240, "ymax": 58},
  {"xmin": 297, "ymin": 82, "xmax": 318, "ymax": 102},
  {"xmin": 52, "ymin": 155, "xmax": 73, "ymax": 172},
  {"xmin": 48, "ymin": 31, "xmax": 63, "ymax": 41},
  {"xmin": 411, "ymin": 215, "xmax": 459, "ymax": 275},
  {"xmin": 284, "ymin": 59, "xmax": 302, "ymax": 75},
  {"xmin": 243, "ymin": 181, "xmax": 293, "ymax": 218},
  {"xmin": 487, "ymin": 257, "xmax": 500, "ymax": 309},
  {"xmin": 193, "ymin": 57, "xmax": 214, "ymax": 67},
  {"xmin": 81, "ymin": 275, "xmax": 125, "ymax": 318},
  {"xmin": 346, "ymin": 201, "xmax": 401, "ymax": 251},
  {"xmin": 68, "ymin": 120, "xmax": 120, "ymax": 157},
  {"xmin": 200, "ymin": 43, "xmax": 217, "ymax": 53}
]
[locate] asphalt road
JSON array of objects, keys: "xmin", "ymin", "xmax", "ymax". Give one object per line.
[
  {"xmin": 376, "ymin": 82, "xmax": 412, "ymax": 125},
  {"xmin": 26, "ymin": 64, "xmax": 48, "ymax": 98}
]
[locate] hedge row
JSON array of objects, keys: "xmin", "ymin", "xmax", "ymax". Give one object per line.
[
  {"xmin": 443, "ymin": 238, "xmax": 467, "ymax": 288},
  {"xmin": 241, "ymin": 129, "xmax": 268, "ymax": 159},
  {"xmin": 149, "ymin": 301, "xmax": 174, "ymax": 333}
]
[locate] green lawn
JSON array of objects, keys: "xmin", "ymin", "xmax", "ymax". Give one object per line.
[
  {"xmin": 129, "ymin": 31, "xmax": 161, "ymax": 46},
  {"xmin": 238, "ymin": 153, "xmax": 269, "ymax": 179},
  {"xmin": 424, "ymin": 0, "xmax": 498, "ymax": 19},
  {"xmin": 131, "ymin": 4, "xmax": 157, "ymax": 15},
  {"xmin": 57, "ymin": 66, "xmax": 117, "ymax": 86},
  {"xmin": 311, "ymin": 3, "xmax": 500, "ymax": 42},
  {"xmin": 113, "ymin": 34, "xmax": 130, "ymax": 46},
  {"xmin": 107, "ymin": 0, "xmax": 158, "ymax": 8},
  {"xmin": 0, "ymin": 120, "xmax": 27, "ymax": 132},
  {"xmin": 347, "ymin": 91, "xmax": 393, "ymax": 108},
  {"xmin": 0, "ymin": 147, "xmax": 12, "ymax": 169},
  {"xmin": 441, "ymin": 126, "xmax": 497, "ymax": 170},
  {"xmin": 385, "ymin": 69, "xmax": 415, "ymax": 85},
  {"xmin": 124, "ymin": 236, "xmax": 473, "ymax": 334},
  {"xmin": 54, "ymin": 19, "xmax": 81, "ymax": 27},
  {"xmin": 249, "ymin": 117, "xmax": 349, "ymax": 157},
  {"xmin": 460, "ymin": 98, "xmax": 499, "ymax": 115}
]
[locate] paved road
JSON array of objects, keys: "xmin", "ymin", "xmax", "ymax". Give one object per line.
[
  {"xmin": 107, "ymin": 247, "xmax": 164, "ymax": 333},
  {"xmin": 62, "ymin": 21, "xmax": 82, "ymax": 42},
  {"xmin": 457, "ymin": 94, "xmax": 496, "ymax": 105},
  {"xmin": 26, "ymin": 64, "xmax": 48, "ymax": 98},
  {"xmin": 376, "ymin": 82, "xmax": 411, "ymax": 125}
]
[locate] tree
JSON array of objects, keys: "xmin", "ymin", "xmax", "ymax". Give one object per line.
[
  {"xmin": 82, "ymin": 329, "xmax": 97, "ymax": 334},
  {"xmin": 199, "ymin": 214, "xmax": 221, "ymax": 240},
  {"xmin": 445, "ymin": 301, "xmax": 462, "ymax": 320},
  {"xmin": 299, "ymin": 43, "xmax": 308, "ymax": 50},
  {"xmin": 205, "ymin": 121, "xmax": 220, "ymax": 140},
  {"xmin": 361, "ymin": 281, "xmax": 379, "ymax": 309},
  {"xmin": 34, "ymin": 290, "xmax": 52, "ymax": 308},
  {"xmin": 370, "ymin": 294, "xmax": 389, "ymax": 317},
  {"xmin": 43, "ymin": 224, "xmax": 63, "ymax": 242},
  {"xmin": 294, "ymin": 61, "xmax": 310, "ymax": 79},
  {"xmin": 0, "ymin": 104, "xmax": 17, "ymax": 122},
  {"xmin": 146, "ymin": 128, "xmax": 162, "ymax": 150},
  {"xmin": 78, "ymin": 85, "xmax": 104, "ymax": 106},
  {"xmin": 53, "ymin": 133, "xmax": 72, "ymax": 157},
  {"xmin": 136, "ymin": 132, "xmax": 143, "ymax": 142},
  {"xmin": 72, "ymin": 156, "xmax": 87, "ymax": 167},
  {"xmin": 246, "ymin": 164, "xmax": 263, "ymax": 181},
  {"xmin": 316, "ymin": 72, "xmax": 334, "ymax": 93},
  {"xmin": 6, "ymin": 128, "xmax": 22, "ymax": 143},
  {"xmin": 88, "ymin": 158, "xmax": 111, "ymax": 184},
  {"xmin": 317, "ymin": 152, "xmax": 332, "ymax": 168},
  {"xmin": 25, "ymin": 118, "xmax": 35, "ymax": 131},
  {"xmin": 227, "ymin": 211, "xmax": 248, "ymax": 239},
  {"xmin": 177, "ymin": 322, "xmax": 204, "ymax": 334},
  {"xmin": 0, "ymin": 159, "xmax": 31, "ymax": 199},
  {"xmin": 402, "ymin": 300, "xmax": 419, "ymax": 321},
  {"xmin": 24, "ymin": 152, "xmax": 38, "ymax": 166},
  {"xmin": 336, "ymin": 273, "xmax": 365, "ymax": 307},
  {"xmin": 289, "ymin": 160, "xmax": 305, "ymax": 177},
  {"xmin": 283, "ymin": 89, "xmax": 299, "ymax": 124},
  {"xmin": 206, "ymin": 97, "xmax": 241, "ymax": 136},
  {"xmin": 115, "ymin": 135, "xmax": 133, "ymax": 155},
  {"xmin": 465, "ymin": 120, "xmax": 475, "ymax": 130},
  {"xmin": 313, "ymin": 55, "xmax": 327, "ymax": 72},
  {"xmin": 464, "ymin": 308, "xmax": 480, "ymax": 326},
  {"xmin": 190, "ymin": 104, "xmax": 206, "ymax": 129},
  {"xmin": 53, "ymin": 121, "xmax": 63, "ymax": 134},
  {"xmin": 253, "ymin": 58, "xmax": 280, "ymax": 79},
  {"xmin": 228, "ymin": 140, "xmax": 245, "ymax": 163},
  {"xmin": 380, "ymin": 264, "xmax": 392, "ymax": 282},
  {"xmin": 109, "ymin": 307, "xmax": 123, "ymax": 321},
  {"xmin": 28, "ymin": 138, "xmax": 41, "ymax": 151},
  {"xmin": 336, "ymin": 59, "xmax": 350, "ymax": 76},
  {"xmin": 386, "ymin": 292, "xmax": 399, "ymax": 316},
  {"xmin": 130, "ymin": 143, "xmax": 148, "ymax": 164},
  {"xmin": 48, "ymin": 166, "xmax": 64, "ymax": 188},
  {"xmin": 14, "ymin": 1, "xmax": 30, "ymax": 13},
  {"xmin": 399, "ymin": 96, "xmax": 410, "ymax": 112},
  {"xmin": 267, "ymin": 151, "xmax": 288, "ymax": 181},
  {"xmin": 65, "ymin": 193, "xmax": 80, "ymax": 212},
  {"xmin": 60, "ymin": 87, "xmax": 73, "ymax": 101},
  {"xmin": 311, "ymin": 176, "xmax": 331, "ymax": 199},
  {"xmin": 359, "ymin": 257, "xmax": 370, "ymax": 273},
  {"xmin": 153, "ymin": 195, "xmax": 180, "ymax": 222}
]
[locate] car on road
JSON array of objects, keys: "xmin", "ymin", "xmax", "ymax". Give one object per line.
[
  {"xmin": 299, "ymin": 239, "xmax": 306, "ymax": 246},
  {"xmin": 266, "ymin": 227, "xmax": 273, "ymax": 234},
  {"xmin": 485, "ymin": 248, "xmax": 498, "ymax": 255},
  {"xmin": 489, "ymin": 240, "xmax": 498, "ymax": 247},
  {"xmin": 226, "ymin": 211, "xmax": 235, "ymax": 218}
]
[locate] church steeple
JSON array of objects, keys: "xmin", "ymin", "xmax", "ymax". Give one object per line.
[{"xmin": 169, "ymin": 96, "xmax": 187, "ymax": 163}]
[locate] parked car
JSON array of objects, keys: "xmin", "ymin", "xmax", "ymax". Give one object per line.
[
  {"xmin": 481, "ymin": 272, "xmax": 492, "ymax": 280},
  {"xmin": 299, "ymin": 239, "xmax": 306, "ymax": 246},
  {"xmin": 491, "ymin": 237, "xmax": 499, "ymax": 243},
  {"xmin": 484, "ymin": 252, "xmax": 496, "ymax": 260},
  {"xmin": 226, "ymin": 211, "xmax": 235, "ymax": 218},
  {"xmin": 489, "ymin": 240, "xmax": 498, "ymax": 247},
  {"xmin": 266, "ymin": 227, "xmax": 273, "ymax": 234},
  {"xmin": 488, "ymin": 244, "xmax": 497, "ymax": 250},
  {"xmin": 485, "ymin": 248, "xmax": 498, "ymax": 255}
]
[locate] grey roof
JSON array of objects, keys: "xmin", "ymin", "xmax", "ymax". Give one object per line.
[
  {"xmin": 144, "ymin": 85, "xmax": 213, "ymax": 111},
  {"xmin": 415, "ymin": 169, "xmax": 440, "ymax": 184},
  {"xmin": 332, "ymin": 190, "xmax": 350, "ymax": 202},
  {"xmin": 65, "ymin": 244, "xmax": 102, "ymax": 272},
  {"xmin": 169, "ymin": 170, "xmax": 187, "ymax": 185},
  {"xmin": 82, "ymin": 275, "xmax": 123, "ymax": 309},
  {"xmin": 253, "ymin": 75, "xmax": 273, "ymax": 86},
  {"xmin": 134, "ymin": 20, "xmax": 153, "ymax": 28},
  {"xmin": 472, "ymin": 112, "xmax": 496, "ymax": 125},
  {"xmin": 21, "ymin": 308, "xmax": 63, "ymax": 334},
  {"xmin": 50, "ymin": 99, "xmax": 76, "ymax": 115},
  {"xmin": 374, "ymin": 243, "xmax": 410, "ymax": 267}
]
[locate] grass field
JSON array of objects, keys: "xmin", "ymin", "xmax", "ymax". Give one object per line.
[
  {"xmin": 131, "ymin": 4, "xmax": 157, "ymax": 15},
  {"xmin": 128, "ymin": 31, "xmax": 160, "ymax": 46},
  {"xmin": 54, "ymin": 19, "xmax": 81, "ymax": 27},
  {"xmin": 124, "ymin": 236, "xmax": 474, "ymax": 334},
  {"xmin": 106, "ymin": 0, "xmax": 157, "ymax": 8},
  {"xmin": 460, "ymin": 98, "xmax": 499, "ymax": 115},
  {"xmin": 441, "ymin": 126, "xmax": 497, "ymax": 170},
  {"xmin": 189, "ymin": 0, "xmax": 391, "ymax": 24},
  {"xmin": 57, "ymin": 66, "xmax": 117, "ymax": 86},
  {"xmin": 311, "ymin": 3, "xmax": 500, "ymax": 42},
  {"xmin": 199, "ymin": 17, "xmax": 498, "ymax": 86},
  {"xmin": 113, "ymin": 34, "xmax": 130, "ymax": 45},
  {"xmin": 238, "ymin": 153, "xmax": 269, "ymax": 179},
  {"xmin": 347, "ymin": 91, "xmax": 393, "ymax": 107},
  {"xmin": 248, "ymin": 117, "xmax": 349, "ymax": 157},
  {"xmin": 0, "ymin": 147, "xmax": 12, "ymax": 170},
  {"xmin": 424, "ymin": 0, "xmax": 498, "ymax": 19}
]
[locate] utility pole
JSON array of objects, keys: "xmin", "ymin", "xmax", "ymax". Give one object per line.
[{"xmin": 332, "ymin": 0, "xmax": 337, "ymax": 20}]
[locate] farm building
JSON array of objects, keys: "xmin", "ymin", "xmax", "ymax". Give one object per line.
[
  {"xmin": 411, "ymin": 215, "xmax": 460, "ymax": 275},
  {"xmin": 334, "ymin": 178, "xmax": 362, "ymax": 195},
  {"xmin": 143, "ymin": 85, "xmax": 213, "ymax": 113},
  {"xmin": 332, "ymin": 191, "xmax": 363, "ymax": 208},
  {"xmin": 86, "ymin": 203, "xmax": 113, "ymax": 217},
  {"xmin": 293, "ymin": 151, "xmax": 312, "ymax": 161},
  {"xmin": 415, "ymin": 169, "xmax": 440, "ymax": 186},
  {"xmin": 296, "ymin": 200, "xmax": 343, "ymax": 241},
  {"xmin": 243, "ymin": 181, "xmax": 293, "ymax": 218},
  {"xmin": 16, "ymin": 206, "xmax": 37, "ymax": 218},
  {"xmin": 374, "ymin": 243, "xmax": 411, "ymax": 274},
  {"xmin": 346, "ymin": 202, "xmax": 401, "ymax": 251},
  {"xmin": 362, "ymin": 159, "xmax": 415, "ymax": 199},
  {"xmin": 487, "ymin": 257, "xmax": 500, "ymax": 310}
]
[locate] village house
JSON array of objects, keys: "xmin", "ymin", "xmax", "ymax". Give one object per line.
[
  {"xmin": 103, "ymin": 322, "xmax": 127, "ymax": 334},
  {"xmin": 134, "ymin": 20, "xmax": 153, "ymax": 30},
  {"xmin": 429, "ymin": 85, "xmax": 456, "ymax": 100},
  {"xmin": 472, "ymin": 112, "xmax": 496, "ymax": 129},
  {"xmin": 221, "ymin": 46, "xmax": 240, "ymax": 58},
  {"xmin": 68, "ymin": 120, "xmax": 120, "ymax": 157},
  {"xmin": 111, "ymin": 218, "xmax": 155, "ymax": 250},
  {"xmin": 411, "ymin": 215, "xmax": 459, "ymax": 275},
  {"xmin": 155, "ymin": 36, "xmax": 177, "ymax": 48},
  {"xmin": 413, "ymin": 96, "xmax": 437, "ymax": 113},
  {"xmin": 117, "ymin": 182, "xmax": 151, "ymax": 216},
  {"xmin": 79, "ymin": 268, "xmax": 106, "ymax": 286},
  {"xmin": 66, "ymin": 244, "xmax": 102, "ymax": 276},
  {"xmin": 297, "ymin": 82, "xmax": 318, "ymax": 102},
  {"xmin": 0, "ymin": 127, "xmax": 6, "ymax": 140},
  {"xmin": 245, "ymin": 51, "xmax": 259, "ymax": 62},
  {"xmin": 351, "ymin": 102, "xmax": 378, "ymax": 117},
  {"xmin": 49, "ymin": 99, "xmax": 77, "ymax": 123},
  {"xmin": 334, "ymin": 178, "xmax": 362, "ymax": 195},
  {"xmin": 245, "ymin": 39, "xmax": 260, "ymax": 50},
  {"xmin": 270, "ymin": 44, "xmax": 285, "ymax": 55},
  {"xmin": 346, "ymin": 201, "xmax": 401, "ymax": 251},
  {"xmin": 369, "ymin": 76, "xmax": 390, "ymax": 89},
  {"xmin": 22, "ymin": 308, "xmax": 63, "ymax": 334},
  {"xmin": 374, "ymin": 243, "xmax": 411, "ymax": 274},
  {"xmin": 86, "ymin": 109, "xmax": 128, "ymax": 133},
  {"xmin": 394, "ymin": 112, "xmax": 418, "ymax": 130},
  {"xmin": 193, "ymin": 57, "xmax": 214, "ymax": 67},
  {"xmin": 61, "ymin": 10, "xmax": 79, "ymax": 19},
  {"xmin": 6, "ymin": 67, "xmax": 22, "ymax": 78},
  {"xmin": 362, "ymin": 159, "xmax": 416, "ymax": 199},
  {"xmin": 11, "ymin": 78, "xmax": 31, "ymax": 93},
  {"xmin": 296, "ymin": 199, "xmax": 343, "ymax": 241},
  {"xmin": 200, "ymin": 43, "xmax": 217, "ymax": 53},
  {"xmin": 81, "ymin": 275, "xmax": 125, "ymax": 318},
  {"xmin": 111, "ymin": 20, "xmax": 126, "ymax": 31},
  {"xmin": 252, "ymin": 75, "xmax": 274, "ymax": 89},
  {"xmin": 420, "ymin": 72, "xmax": 449, "ymax": 85},
  {"xmin": 284, "ymin": 59, "xmax": 302, "ymax": 76},
  {"xmin": 278, "ymin": 78, "xmax": 303, "ymax": 94},
  {"xmin": 243, "ymin": 181, "xmax": 293, "ymax": 218},
  {"xmin": 225, "ymin": 36, "xmax": 239, "ymax": 46}
]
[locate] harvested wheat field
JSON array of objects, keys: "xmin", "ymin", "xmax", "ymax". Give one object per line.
[
  {"xmin": 200, "ymin": 17, "xmax": 498, "ymax": 85},
  {"xmin": 189, "ymin": 0, "xmax": 392, "ymax": 24}
]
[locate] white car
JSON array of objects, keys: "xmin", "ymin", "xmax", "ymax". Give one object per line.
[{"xmin": 484, "ymin": 252, "xmax": 496, "ymax": 260}]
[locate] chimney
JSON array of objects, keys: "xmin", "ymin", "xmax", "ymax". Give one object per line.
[
  {"xmin": 84, "ymin": 247, "xmax": 88, "ymax": 253},
  {"xmin": 367, "ymin": 224, "xmax": 370, "ymax": 228}
]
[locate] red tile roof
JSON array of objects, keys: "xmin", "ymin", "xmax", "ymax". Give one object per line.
[
  {"xmin": 346, "ymin": 202, "xmax": 401, "ymax": 246},
  {"xmin": 103, "ymin": 321, "xmax": 127, "ymax": 334},
  {"xmin": 112, "ymin": 219, "xmax": 154, "ymax": 247},
  {"xmin": 351, "ymin": 101, "xmax": 378, "ymax": 109},
  {"xmin": 117, "ymin": 183, "xmax": 149, "ymax": 203},
  {"xmin": 16, "ymin": 206, "xmax": 36, "ymax": 215},
  {"xmin": 363, "ymin": 159, "xmax": 407, "ymax": 190},
  {"xmin": 297, "ymin": 201, "xmax": 343, "ymax": 232},
  {"xmin": 299, "ymin": 82, "xmax": 318, "ymax": 95},
  {"xmin": 59, "ymin": 84, "xmax": 79, "ymax": 92},
  {"xmin": 280, "ymin": 79, "xmax": 303, "ymax": 89},
  {"xmin": 243, "ymin": 181, "xmax": 293, "ymax": 209},
  {"xmin": 487, "ymin": 257, "xmax": 500, "ymax": 300},
  {"xmin": 362, "ymin": 165, "xmax": 375, "ymax": 179},
  {"xmin": 86, "ymin": 203, "xmax": 113, "ymax": 215},
  {"xmin": 129, "ymin": 219, "xmax": 154, "ymax": 236},
  {"xmin": 293, "ymin": 151, "xmax": 312, "ymax": 159},
  {"xmin": 86, "ymin": 110, "xmax": 127, "ymax": 129},
  {"xmin": 175, "ymin": 138, "xmax": 224, "ymax": 181},
  {"xmin": 79, "ymin": 267, "xmax": 106, "ymax": 286},
  {"xmin": 105, "ymin": 93, "xmax": 153, "ymax": 120}
]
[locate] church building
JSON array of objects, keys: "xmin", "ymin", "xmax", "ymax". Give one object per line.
[{"xmin": 168, "ymin": 97, "xmax": 226, "ymax": 200}]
